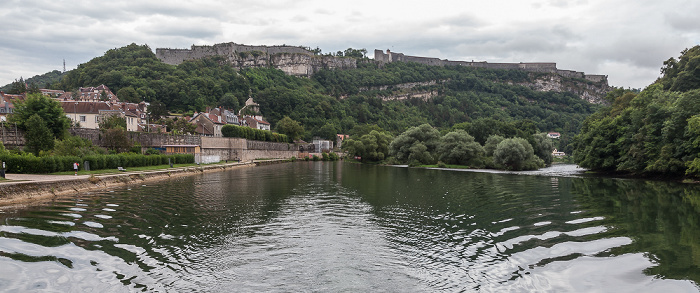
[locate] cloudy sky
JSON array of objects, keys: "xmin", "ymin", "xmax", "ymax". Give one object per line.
[{"xmin": 1, "ymin": 0, "xmax": 698, "ymax": 89}]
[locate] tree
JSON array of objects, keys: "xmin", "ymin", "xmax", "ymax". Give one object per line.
[
  {"xmin": 116, "ymin": 86, "xmax": 139, "ymax": 103},
  {"xmin": 102, "ymin": 128, "xmax": 132, "ymax": 153},
  {"xmin": 389, "ymin": 123, "xmax": 441, "ymax": 165},
  {"xmin": 99, "ymin": 114, "xmax": 127, "ymax": 130},
  {"xmin": 493, "ymin": 137, "xmax": 543, "ymax": 170},
  {"xmin": 27, "ymin": 82, "xmax": 40, "ymax": 94},
  {"xmin": 436, "ymin": 130, "xmax": 485, "ymax": 167},
  {"xmin": 8, "ymin": 78, "xmax": 27, "ymax": 94},
  {"xmin": 484, "ymin": 135, "xmax": 505, "ymax": 157},
  {"xmin": 99, "ymin": 114, "xmax": 132, "ymax": 153},
  {"xmin": 317, "ymin": 123, "xmax": 339, "ymax": 140},
  {"xmin": 165, "ymin": 117, "xmax": 197, "ymax": 135},
  {"xmin": 531, "ymin": 133, "xmax": 554, "ymax": 166},
  {"xmin": 9, "ymin": 93, "xmax": 70, "ymax": 140},
  {"xmin": 342, "ymin": 130, "xmax": 392, "ymax": 162},
  {"xmin": 275, "ymin": 116, "xmax": 304, "ymax": 140},
  {"xmin": 148, "ymin": 100, "xmax": 169, "ymax": 122},
  {"xmin": 24, "ymin": 114, "xmax": 54, "ymax": 156},
  {"xmin": 219, "ymin": 93, "xmax": 240, "ymax": 111},
  {"xmin": 343, "ymin": 48, "xmax": 368, "ymax": 58},
  {"xmin": 54, "ymin": 135, "xmax": 105, "ymax": 157}
]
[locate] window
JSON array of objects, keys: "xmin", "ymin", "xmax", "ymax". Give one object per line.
[
  {"xmin": 80, "ymin": 115, "xmax": 86, "ymax": 122},
  {"xmin": 95, "ymin": 116, "xmax": 99, "ymax": 123}
]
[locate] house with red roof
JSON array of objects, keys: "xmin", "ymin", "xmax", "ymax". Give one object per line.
[
  {"xmin": 189, "ymin": 111, "xmax": 225, "ymax": 136},
  {"xmin": 60, "ymin": 101, "xmax": 112, "ymax": 129},
  {"xmin": 0, "ymin": 92, "xmax": 23, "ymax": 122}
]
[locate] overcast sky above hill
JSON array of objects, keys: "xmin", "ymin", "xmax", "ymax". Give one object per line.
[{"xmin": 1, "ymin": 0, "xmax": 698, "ymax": 89}]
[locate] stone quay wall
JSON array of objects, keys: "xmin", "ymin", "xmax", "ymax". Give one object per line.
[{"xmin": 0, "ymin": 127, "xmax": 306, "ymax": 162}]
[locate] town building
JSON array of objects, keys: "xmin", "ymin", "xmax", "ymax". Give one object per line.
[
  {"xmin": 547, "ymin": 132, "xmax": 561, "ymax": 139},
  {"xmin": 60, "ymin": 101, "xmax": 112, "ymax": 129}
]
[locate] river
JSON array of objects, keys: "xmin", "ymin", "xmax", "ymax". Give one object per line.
[{"xmin": 0, "ymin": 162, "xmax": 699, "ymax": 292}]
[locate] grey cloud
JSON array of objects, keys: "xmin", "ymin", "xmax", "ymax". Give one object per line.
[
  {"xmin": 291, "ymin": 15, "xmax": 309, "ymax": 23},
  {"xmin": 138, "ymin": 18, "xmax": 222, "ymax": 39},
  {"xmin": 665, "ymin": 12, "xmax": 700, "ymax": 32}
]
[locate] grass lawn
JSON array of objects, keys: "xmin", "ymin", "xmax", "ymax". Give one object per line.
[
  {"xmin": 50, "ymin": 163, "xmax": 210, "ymax": 176},
  {"xmin": 419, "ymin": 164, "xmax": 473, "ymax": 169}
]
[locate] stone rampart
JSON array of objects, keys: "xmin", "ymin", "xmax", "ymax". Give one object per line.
[
  {"xmin": 1, "ymin": 127, "xmax": 301, "ymax": 162},
  {"xmin": 374, "ymin": 49, "xmax": 608, "ymax": 85},
  {"xmin": 156, "ymin": 42, "xmax": 312, "ymax": 65},
  {"xmin": 246, "ymin": 140, "xmax": 295, "ymax": 151},
  {"xmin": 156, "ymin": 42, "xmax": 356, "ymax": 77},
  {"xmin": 585, "ymin": 75, "xmax": 607, "ymax": 83},
  {"xmin": 201, "ymin": 136, "xmax": 246, "ymax": 149},
  {"xmin": 69, "ymin": 128, "xmax": 201, "ymax": 148}
]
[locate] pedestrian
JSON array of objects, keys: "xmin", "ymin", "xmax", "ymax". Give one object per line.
[{"xmin": 74, "ymin": 162, "xmax": 79, "ymax": 176}]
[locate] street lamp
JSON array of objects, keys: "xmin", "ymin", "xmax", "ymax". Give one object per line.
[{"xmin": 74, "ymin": 102, "xmax": 78, "ymax": 127}]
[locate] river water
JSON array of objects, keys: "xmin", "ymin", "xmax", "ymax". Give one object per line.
[{"xmin": 0, "ymin": 162, "xmax": 699, "ymax": 292}]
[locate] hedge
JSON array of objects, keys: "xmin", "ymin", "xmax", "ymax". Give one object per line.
[
  {"xmin": 0, "ymin": 153, "xmax": 195, "ymax": 174},
  {"xmin": 221, "ymin": 124, "xmax": 290, "ymax": 143}
]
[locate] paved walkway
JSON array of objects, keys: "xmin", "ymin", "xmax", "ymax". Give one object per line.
[
  {"xmin": 0, "ymin": 161, "xmax": 264, "ymax": 185},
  {"xmin": 1, "ymin": 173, "xmax": 91, "ymax": 183}
]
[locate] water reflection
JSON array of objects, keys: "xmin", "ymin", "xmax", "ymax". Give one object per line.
[{"xmin": 0, "ymin": 162, "xmax": 698, "ymax": 292}]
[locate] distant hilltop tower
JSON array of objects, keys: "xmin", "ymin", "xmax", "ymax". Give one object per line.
[{"xmin": 63, "ymin": 59, "xmax": 66, "ymax": 73}]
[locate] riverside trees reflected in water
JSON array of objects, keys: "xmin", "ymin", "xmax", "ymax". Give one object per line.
[
  {"xmin": 0, "ymin": 162, "xmax": 699, "ymax": 292},
  {"xmin": 571, "ymin": 178, "xmax": 700, "ymax": 283}
]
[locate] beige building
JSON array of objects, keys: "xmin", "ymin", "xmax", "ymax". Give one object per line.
[{"xmin": 61, "ymin": 101, "xmax": 111, "ymax": 129}]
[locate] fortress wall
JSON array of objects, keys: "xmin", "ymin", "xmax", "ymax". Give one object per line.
[
  {"xmin": 557, "ymin": 70, "xmax": 585, "ymax": 79},
  {"xmin": 584, "ymin": 75, "xmax": 607, "ymax": 83},
  {"xmin": 156, "ymin": 42, "xmax": 314, "ymax": 66},
  {"xmin": 247, "ymin": 140, "xmax": 296, "ymax": 151},
  {"xmin": 372, "ymin": 50, "xmax": 607, "ymax": 86},
  {"xmin": 157, "ymin": 42, "xmax": 354, "ymax": 77},
  {"xmin": 519, "ymin": 63, "xmax": 557, "ymax": 73},
  {"xmin": 402, "ymin": 55, "xmax": 445, "ymax": 66},
  {"xmin": 484, "ymin": 63, "xmax": 521, "ymax": 70},
  {"xmin": 374, "ymin": 49, "xmax": 389, "ymax": 63}
]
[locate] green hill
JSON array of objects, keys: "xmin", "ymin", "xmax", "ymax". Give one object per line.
[
  {"xmin": 0, "ymin": 70, "xmax": 66, "ymax": 93},
  {"xmin": 24, "ymin": 43, "xmax": 598, "ymax": 152}
]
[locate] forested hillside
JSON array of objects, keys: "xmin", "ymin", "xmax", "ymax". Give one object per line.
[
  {"xmin": 24, "ymin": 43, "xmax": 596, "ymax": 151},
  {"xmin": 0, "ymin": 70, "xmax": 66, "ymax": 93},
  {"xmin": 573, "ymin": 46, "xmax": 700, "ymax": 177}
]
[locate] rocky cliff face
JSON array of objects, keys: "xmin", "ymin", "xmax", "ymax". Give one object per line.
[
  {"xmin": 519, "ymin": 73, "xmax": 611, "ymax": 104},
  {"xmin": 157, "ymin": 45, "xmax": 357, "ymax": 77},
  {"xmin": 221, "ymin": 53, "xmax": 357, "ymax": 77}
]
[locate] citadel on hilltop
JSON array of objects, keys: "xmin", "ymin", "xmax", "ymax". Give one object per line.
[
  {"xmin": 374, "ymin": 49, "xmax": 608, "ymax": 84},
  {"xmin": 156, "ymin": 42, "xmax": 356, "ymax": 77},
  {"xmin": 155, "ymin": 42, "xmax": 607, "ymax": 85}
]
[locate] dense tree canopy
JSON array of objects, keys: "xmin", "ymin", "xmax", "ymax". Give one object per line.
[
  {"xmin": 387, "ymin": 123, "xmax": 550, "ymax": 170},
  {"xmin": 342, "ymin": 130, "xmax": 393, "ymax": 162},
  {"xmin": 9, "ymin": 93, "xmax": 70, "ymax": 140},
  {"xmin": 24, "ymin": 114, "xmax": 54, "ymax": 155},
  {"xmin": 436, "ymin": 130, "xmax": 485, "ymax": 167},
  {"xmin": 389, "ymin": 124, "xmax": 441, "ymax": 165},
  {"xmin": 275, "ymin": 116, "xmax": 305, "ymax": 140},
  {"xmin": 573, "ymin": 46, "xmax": 700, "ymax": 177}
]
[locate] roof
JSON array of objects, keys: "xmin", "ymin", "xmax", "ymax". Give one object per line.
[
  {"xmin": 245, "ymin": 116, "xmax": 270, "ymax": 125},
  {"xmin": 163, "ymin": 144, "xmax": 200, "ymax": 147},
  {"xmin": 61, "ymin": 101, "xmax": 111, "ymax": 114}
]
